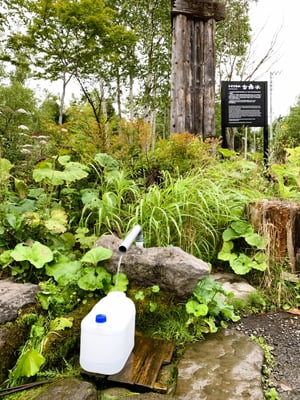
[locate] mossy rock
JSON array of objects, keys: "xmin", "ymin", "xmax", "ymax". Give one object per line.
[
  {"xmin": 41, "ymin": 299, "xmax": 97, "ymax": 369},
  {"xmin": 0, "ymin": 306, "xmax": 35, "ymax": 385}
]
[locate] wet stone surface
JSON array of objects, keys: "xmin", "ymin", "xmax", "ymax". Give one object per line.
[
  {"xmin": 175, "ymin": 329, "xmax": 264, "ymax": 400},
  {"xmin": 233, "ymin": 312, "xmax": 300, "ymax": 400}
]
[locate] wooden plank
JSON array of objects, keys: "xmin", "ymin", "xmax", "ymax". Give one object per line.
[
  {"xmin": 108, "ymin": 336, "xmax": 175, "ymax": 392},
  {"xmin": 135, "ymin": 338, "xmax": 174, "ymax": 388},
  {"xmin": 108, "ymin": 336, "xmax": 150, "ymax": 384}
]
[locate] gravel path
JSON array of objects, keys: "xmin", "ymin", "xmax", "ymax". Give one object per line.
[{"xmin": 232, "ymin": 311, "xmax": 300, "ymax": 400}]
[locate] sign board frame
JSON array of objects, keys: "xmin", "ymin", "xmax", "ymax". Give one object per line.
[{"xmin": 221, "ymin": 81, "xmax": 268, "ymax": 163}]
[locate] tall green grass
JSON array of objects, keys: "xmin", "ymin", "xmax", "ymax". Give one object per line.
[{"xmin": 126, "ymin": 160, "xmax": 266, "ymax": 262}]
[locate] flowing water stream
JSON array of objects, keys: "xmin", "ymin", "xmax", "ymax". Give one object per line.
[{"xmin": 115, "ymin": 254, "xmax": 123, "ymax": 287}]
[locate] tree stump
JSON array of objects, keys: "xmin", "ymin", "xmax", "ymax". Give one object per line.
[
  {"xmin": 246, "ymin": 200, "xmax": 300, "ymax": 273},
  {"xmin": 170, "ymin": 0, "xmax": 225, "ymax": 138}
]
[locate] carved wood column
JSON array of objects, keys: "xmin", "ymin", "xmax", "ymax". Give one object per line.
[{"xmin": 170, "ymin": 0, "xmax": 225, "ymax": 138}]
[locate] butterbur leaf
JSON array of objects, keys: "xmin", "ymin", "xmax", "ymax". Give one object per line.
[
  {"xmin": 78, "ymin": 266, "xmax": 111, "ymax": 291},
  {"xmin": 11, "ymin": 242, "xmax": 53, "ymax": 269},
  {"xmin": 186, "ymin": 300, "xmax": 208, "ymax": 317},
  {"xmin": 50, "ymin": 317, "xmax": 73, "ymax": 331},
  {"xmin": 46, "ymin": 260, "xmax": 82, "ymax": 285},
  {"xmin": 230, "ymin": 253, "xmax": 252, "ymax": 275},
  {"xmin": 14, "ymin": 178, "xmax": 28, "ymax": 199},
  {"xmin": 112, "ymin": 272, "xmax": 129, "ymax": 292},
  {"xmin": 0, "ymin": 158, "xmax": 13, "ymax": 181},
  {"xmin": 218, "ymin": 241, "xmax": 236, "ymax": 261},
  {"xmin": 0, "ymin": 250, "xmax": 13, "ymax": 267},
  {"xmin": 10, "ymin": 349, "xmax": 45, "ymax": 379},
  {"xmin": 230, "ymin": 220, "xmax": 253, "ymax": 236},
  {"xmin": 222, "ymin": 227, "xmax": 240, "ymax": 241},
  {"xmin": 93, "ymin": 153, "xmax": 119, "ymax": 171},
  {"xmin": 45, "ymin": 209, "xmax": 68, "ymax": 233},
  {"xmin": 81, "ymin": 246, "xmax": 112, "ymax": 265},
  {"xmin": 245, "ymin": 233, "xmax": 267, "ymax": 249}
]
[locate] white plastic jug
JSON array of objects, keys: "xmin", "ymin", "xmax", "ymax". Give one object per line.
[{"xmin": 79, "ymin": 291, "xmax": 136, "ymax": 375}]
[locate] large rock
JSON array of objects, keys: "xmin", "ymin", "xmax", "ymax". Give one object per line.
[
  {"xmin": 0, "ymin": 278, "xmax": 40, "ymax": 324},
  {"xmin": 211, "ymin": 272, "xmax": 257, "ymax": 301},
  {"xmin": 34, "ymin": 378, "xmax": 97, "ymax": 400},
  {"xmin": 95, "ymin": 235, "xmax": 210, "ymax": 299},
  {"xmin": 176, "ymin": 329, "xmax": 264, "ymax": 400}
]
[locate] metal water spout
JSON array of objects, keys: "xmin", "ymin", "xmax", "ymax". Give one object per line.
[{"xmin": 118, "ymin": 225, "xmax": 143, "ymax": 253}]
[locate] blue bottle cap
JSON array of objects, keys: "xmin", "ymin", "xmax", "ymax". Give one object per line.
[{"xmin": 95, "ymin": 314, "xmax": 107, "ymax": 323}]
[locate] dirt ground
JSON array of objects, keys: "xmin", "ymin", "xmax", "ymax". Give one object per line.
[{"xmin": 232, "ymin": 311, "xmax": 300, "ymax": 400}]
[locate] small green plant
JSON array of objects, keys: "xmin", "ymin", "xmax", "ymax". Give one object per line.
[
  {"xmin": 185, "ymin": 276, "xmax": 240, "ymax": 335},
  {"xmin": 270, "ymin": 146, "xmax": 300, "ymax": 200},
  {"xmin": 134, "ymin": 285, "xmax": 161, "ymax": 313},
  {"xmin": 251, "ymin": 336, "xmax": 280, "ymax": 400},
  {"xmin": 218, "ymin": 220, "xmax": 267, "ymax": 275},
  {"xmin": 7, "ymin": 314, "xmax": 73, "ymax": 388},
  {"xmin": 264, "ymin": 387, "xmax": 280, "ymax": 400}
]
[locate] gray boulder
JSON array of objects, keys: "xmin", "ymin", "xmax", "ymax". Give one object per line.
[
  {"xmin": 0, "ymin": 278, "xmax": 40, "ymax": 324},
  {"xmin": 34, "ymin": 378, "xmax": 97, "ymax": 400},
  {"xmin": 95, "ymin": 235, "xmax": 210, "ymax": 299}
]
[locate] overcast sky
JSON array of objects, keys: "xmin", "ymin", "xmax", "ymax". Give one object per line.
[{"xmin": 249, "ymin": 0, "xmax": 300, "ymax": 120}]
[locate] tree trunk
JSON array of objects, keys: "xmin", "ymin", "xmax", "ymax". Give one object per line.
[
  {"xmin": 170, "ymin": 0, "xmax": 225, "ymax": 138},
  {"xmin": 246, "ymin": 200, "xmax": 300, "ymax": 273}
]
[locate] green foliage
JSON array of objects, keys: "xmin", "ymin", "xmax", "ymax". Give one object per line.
[
  {"xmin": 33, "ymin": 156, "xmax": 90, "ymax": 186},
  {"xmin": 185, "ymin": 276, "xmax": 240, "ymax": 335},
  {"xmin": 218, "ymin": 220, "xmax": 267, "ymax": 275},
  {"xmin": 251, "ymin": 336, "xmax": 280, "ymax": 399},
  {"xmin": 7, "ymin": 314, "xmax": 74, "ymax": 387},
  {"xmin": 270, "ymin": 146, "xmax": 300, "ymax": 200}
]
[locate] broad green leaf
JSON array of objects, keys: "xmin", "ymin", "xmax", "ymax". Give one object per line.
[
  {"xmin": 81, "ymin": 246, "xmax": 112, "ymax": 265},
  {"xmin": 112, "ymin": 272, "xmax": 128, "ymax": 292},
  {"xmin": 218, "ymin": 241, "xmax": 236, "ymax": 261},
  {"xmin": 50, "ymin": 317, "xmax": 73, "ymax": 331},
  {"xmin": 204, "ymin": 316, "xmax": 218, "ymax": 333},
  {"xmin": 11, "ymin": 242, "xmax": 53, "ymax": 269},
  {"xmin": 10, "ymin": 349, "xmax": 45, "ymax": 379},
  {"xmin": 78, "ymin": 266, "xmax": 111, "ymax": 291},
  {"xmin": 45, "ymin": 209, "xmax": 68, "ymax": 233},
  {"xmin": 93, "ymin": 153, "xmax": 119, "ymax": 171},
  {"xmin": 249, "ymin": 259, "xmax": 267, "ymax": 272},
  {"xmin": 46, "ymin": 260, "xmax": 82, "ymax": 285},
  {"xmin": 30, "ymin": 324, "xmax": 45, "ymax": 339},
  {"xmin": 57, "ymin": 155, "xmax": 71, "ymax": 165},
  {"xmin": 186, "ymin": 300, "xmax": 208, "ymax": 317},
  {"xmin": 81, "ymin": 189, "xmax": 101, "ymax": 208},
  {"xmin": 60, "ymin": 232, "xmax": 76, "ymax": 249},
  {"xmin": 33, "ymin": 163, "xmax": 65, "ymax": 185},
  {"xmin": 217, "ymin": 148, "xmax": 237, "ymax": 158},
  {"xmin": 62, "ymin": 161, "xmax": 89, "ymax": 183},
  {"xmin": 0, "ymin": 158, "xmax": 13, "ymax": 181},
  {"xmin": 5, "ymin": 214, "xmax": 17, "ymax": 229},
  {"xmin": 230, "ymin": 220, "xmax": 253, "ymax": 236},
  {"xmin": 230, "ymin": 253, "xmax": 252, "ymax": 275},
  {"xmin": 222, "ymin": 227, "xmax": 240, "ymax": 241},
  {"xmin": 254, "ymin": 252, "xmax": 267, "ymax": 263},
  {"xmin": 0, "ymin": 250, "xmax": 13, "ymax": 267},
  {"xmin": 245, "ymin": 233, "xmax": 267, "ymax": 249},
  {"xmin": 14, "ymin": 178, "xmax": 28, "ymax": 199}
]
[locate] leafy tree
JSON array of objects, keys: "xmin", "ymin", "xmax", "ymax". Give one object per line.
[
  {"xmin": 3, "ymin": 0, "xmax": 136, "ymax": 135},
  {"xmin": 0, "ymin": 80, "xmax": 37, "ymax": 163},
  {"xmin": 272, "ymin": 98, "xmax": 300, "ymax": 162}
]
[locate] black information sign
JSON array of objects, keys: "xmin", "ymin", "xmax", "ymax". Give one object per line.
[
  {"xmin": 221, "ymin": 81, "xmax": 269, "ymax": 164},
  {"xmin": 221, "ymin": 81, "xmax": 268, "ymax": 127}
]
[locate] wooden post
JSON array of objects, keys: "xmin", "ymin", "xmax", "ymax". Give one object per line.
[{"xmin": 170, "ymin": 0, "xmax": 225, "ymax": 138}]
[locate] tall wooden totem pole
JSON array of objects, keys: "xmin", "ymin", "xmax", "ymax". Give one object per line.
[{"xmin": 170, "ymin": 0, "xmax": 225, "ymax": 138}]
